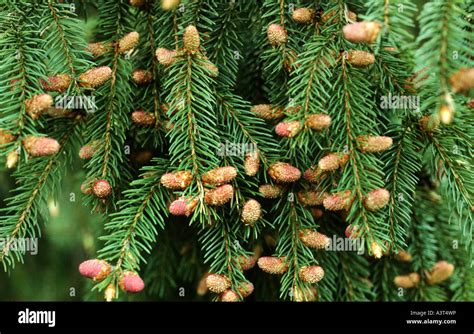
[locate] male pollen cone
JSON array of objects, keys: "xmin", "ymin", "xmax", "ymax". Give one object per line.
[
  {"xmin": 241, "ymin": 199, "xmax": 262, "ymax": 225},
  {"xmin": 23, "ymin": 136, "xmax": 60, "ymax": 157},
  {"xmin": 87, "ymin": 42, "xmax": 111, "ymax": 57},
  {"xmin": 220, "ymin": 290, "xmax": 240, "ymax": 302},
  {"xmin": 426, "ymin": 261, "xmax": 454, "ymax": 285},
  {"xmin": 305, "ymin": 114, "xmax": 331, "ymax": 131},
  {"xmin": 202, "ymin": 166, "xmax": 237, "ymax": 186},
  {"xmin": 183, "ymin": 25, "xmax": 200, "ymax": 52},
  {"xmin": 394, "ymin": 251, "xmax": 412, "ymax": 262},
  {"xmin": 303, "ymin": 166, "xmax": 324, "ymax": 183},
  {"xmin": 206, "ymin": 273, "xmax": 231, "ymax": 293},
  {"xmin": 347, "ymin": 50, "xmax": 375, "ymax": 67},
  {"xmin": 0, "ymin": 129, "xmax": 16, "ymax": 145},
  {"xmin": 257, "ymin": 256, "xmax": 288, "ymax": 274},
  {"xmin": 318, "ymin": 152, "xmax": 343, "ymax": 171},
  {"xmin": 169, "ymin": 197, "xmax": 198, "ymax": 216},
  {"xmin": 118, "ymin": 31, "xmax": 139, "ymax": 54},
  {"xmin": 244, "ymin": 151, "xmax": 260, "ymax": 176},
  {"xmin": 119, "ymin": 271, "xmax": 145, "ymax": 293},
  {"xmin": 156, "ymin": 47, "xmax": 178, "ymax": 66},
  {"xmin": 364, "ymin": 188, "xmax": 390, "ymax": 211},
  {"xmin": 394, "ymin": 273, "xmax": 420, "ymax": 288},
  {"xmin": 79, "ymin": 259, "xmax": 111, "ymax": 281},
  {"xmin": 323, "ymin": 190, "xmax": 353, "ymax": 211},
  {"xmin": 267, "ymin": 24, "xmax": 288, "ymax": 46},
  {"xmin": 160, "ymin": 170, "xmax": 192, "ymax": 190},
  {"xmin": 343, "ymin": 21, "xmax": 381, "ymax": 43},
  {"xmin": 79, "ymin": 66, "xmax": 112, "ymax": 88},
  {"xmin": 356, "ymin": 135, "xmax": 393, "ymax": 153},
  {"xmin": 268, "ymin": 162, "xmax": 301, "ymax": 183},
  {"xmin": 251, "ymin": 104, "xmax": 284, "ymax": 120},
  {"xmin": 293, "ymin": 286, "xmax": 318, "ymax": 302},
  {"xmin": 235, "ymin": 255, "xmax": 256, "ymax": 271},
  {"xmin": 297, "ymin": 191, "xmax": 327, "ymax": 206},
  {"xmin": 204, "ymin": 184, "xmax": 234, "ymax": 206},
  {"xmin": 25, "ymin": 94, "xmax": 53, "ymax": 120},
  {"xmin": 237, "ymin": 281, "xmax": 254, "ymax": 298},
  {"xmin": 299, "ymin": 265, "xmax": 325, "ymax": 283},
  {"xmin": 419, "ymin": 114, "xmax": 440, "ymax": 133},
  {"xmin": 41, "ymin": 74, "xmax": 72, "ymax": 92},
  {"xmin": 132, "ymin": 69, "xmax": 153, "ymax": 85},
  {"xmin": 292, "ymin": 8, "xmax": 314, "ymax": 24},
  {"xmin": 92, "ymin": 179, "xmax": 112, "ymax": 199},
  {"xmin": 259, "ymin": 184, "xmax": 284, "ymax": 198},
  {"xmin": 131, "ymin": 110, "xmax": 156, "ymax": 127},
  {"xmin": 275, "ymin": 120, "xmax": 301, "ymax": 137},
  {"xmin": 79, "ymin": 141, "xmax": 99, "ymax": 160},
  {"xmin": 449, "ymin": 68, "xmax": 474, "ymax": 93},
  {"xmin": 299, "ymin": 229, "xmax": 330, "ymax": 249}
]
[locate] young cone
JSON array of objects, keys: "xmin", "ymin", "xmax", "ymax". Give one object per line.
[
  {"xmin": 220, "ymin": 290, "xmax": 240, "ymax": 302},
  {"xmin": 318, "ymin": 153, "xmax": 344, "ymax": 171},
  {"xmin": 87, "ymin": 41, "xmax": 111, "ymax": 57},
  {"xmin": 303, "ymin": 166, "xmax": 324, "ymax": 183},
  {"xmin": 23, "ymin": 136, "xmax": 60, "ymax": 157},
  {"xmin": 299, "ymin": 229, "xmax": 330, "ymax": 249},
  {"xmin": 292, "ymin": 8, "xmax": 314, "ymax": 24},
  {"xmin": 156, "ymin": 48, "xmax": 178, "ymax": 66},
  {"xmin": 259, "ymin": 184, "xmax": 284, "ymax": 198},
  {"xmin": 131, "ymin": 110, "xmax": 156, "ymax": 127},
  {"xmin": 160, "ymin": 170, "xmax": 192, "ymax": 190},
  {"xmin": 323, "ymin": 190, "xmax": 353, "ymax": 211},
  {"xmin": 0, "ymin": 129, "xmax": 15, "ymax": 145},
  {"xmin": 394, "ymin": 251, "xmax": 413, "ymax": 262},
  {"xmin": 202, "ymin": 166, "xmax": 237, "ymax": 186},
  {"xmin": 119, "ymin": 271, "xmax": 145, "ymax": 293},
  {"xmin": 169, "ymin": 197, "xmax": 198, "ymax": 216},
  {"xmin": 79, "ymin": 141, "xmax": 99, "ymax": 160},
  {"xmin": 161, "ymin": 0, "xmax": 180, "ymax": 10},
  {"xmin": 347, "ymin": 50, "xmax": 375, "ymax": 67},
  {"xmin": 6, "ymin": 150, "xmax": 19, "ymax": 169},
  {"xmin": 241, "ymin": 199, "xmax": 262, "ymax": 225},
  {"xmin": 293, "ymin": 286, "xmax": 318, "ymax": 302},
  {"xmin": 356, "ymin": 135, "xmax": 393, "ymax": 153},
  {"xmin": 419, "ymin": 114, "xmax": 440, "ymax": 133},
  {"xmin": 297, "ymin": 191, "xmax": 327, "ymax": 206},
  {"xmin": 364, "ymin": 188, "xmax": 390, "ymax": 211},
  {"xmin": 132, "ymin": 69, "xmax": 153, "ymax": 85},
  {"xmin": 257, "ymin": 256, "xmax": 288, "ymax": 274},
  {"xmin": 204, "ymin": 184, "xmax": 234, "ymax": 206},
  {"xmin": 104, "ymin": 283, "xmax": 116, "ymax": 302},
  {"xmin": 394, "ymin": 273, "xmax": 420, "ymax": 289},
  {"xmin": 275, "ymin": 121, "xmax": 302, "ymax": 137},
  {"xmin": 25, "ymin": 94, "xmax": 53, "ymax": 120},
  {"xmin": 92, "ymin": 180, "xmax": 112, "ymax": 199},
  {"xmin": 267, "ymin": 24, "xmax": 288, "ymax": 46},
  {"xmin": 305, "ymin": 114, "xmax": 331, "ymax": 131},
  {"xmin": 183, "ymin": 25, "xmax": 200, "ymax": 52},
  {"xmin": 237, "ymin": 282, "xmax": 254, "ymax": 298},
  {"xmin": 206, "ymin": 274, "xmax": 231, "ymax": 293},
  {"xmin": 41, "ymin": 74, "xmax": 72, "ymax": 92},
  {"xmin": 426, "ymin": 261, "xmax": 454, "ymax": 285},
  {"xmin": 268, "ymin": 162, "xmax": 301, "ymax": 183},
  {"xmin": 343, "ymin": 21, "xmax": 381, "ymax": 43},
  {"xmin": 78, "ymin": 259, "xmax": 111, "ymax": 281},
  {"xmin": 235, "ymin": 255, "xmax": 256, "ymax": 271},
  {"xmin": 449, "ymin": 68, "xmax": 474, "ymax": 93},
  {"xmin": 244, "ymin": 151, "xmax": 260, "ymax": 176},
  {"xmin": 79, "ymin": 66, "xmax": 112, "ymax": 88},
  {"xmin": 299, "ymin": 266, "xmax": 325, "ymax": 283},
  {"xmin": 118, "ymin": 32, "xmax": 139, "ymax": 54},
  {"xmin": 251, "ymin": 104, "xmax": 284, "ymax": 120}
]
